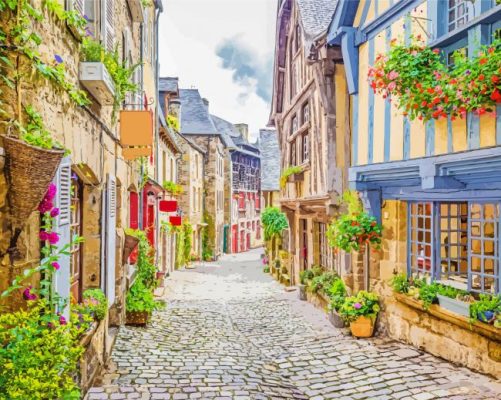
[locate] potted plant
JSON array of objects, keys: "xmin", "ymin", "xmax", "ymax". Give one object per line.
[
  {"xmin": 299, "ymin": 270, "xmax": 313, "ymax": 301},
  {"xmin": 470, "ymin": 294, "xmax": 501, "ymax": 325},
  {"xmin": 163, "ymin": 180, "xmax": 184, "ymax": 196},
  {"xmin": 123, "ymin": 228, "xmax": 142, "ymax": 262},
  {"xmin": 280, "ymin": 165, "xmax": 303, "ymax": 189},
  {"xmin": 328, "ymin": 278, "xmax": 347, "ymax": 328},
  {"xmin": 339, "ymin": 291, "xmax": 380, "ymax": 338},
  {"xmin": 436, "ymin": 285, "xmax": 472, "ymax": 318},
  {"xmin": 125, "ymin": 281, "xmax": 155, "ymax": 326}
]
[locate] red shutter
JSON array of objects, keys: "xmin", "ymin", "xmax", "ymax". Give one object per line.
[{"xmin": 129, "ymin": 192, "xmax": 139, "ymax": 229}]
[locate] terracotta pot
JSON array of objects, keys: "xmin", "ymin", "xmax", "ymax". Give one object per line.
[
  {"xmin": 349, "ymin": 315, "xmax": 375, "ymax": 338},
  {"xmin": 123, "ymin": 234, "xmax": 140, "ymax": 262},
  {"xmin": 156, "ymin": 271, "xmax": 165, "ymax": 287},
  {"xmin": 299, "ymin": 284, "xmax": 307, "ymax": 301},
  {"xmin": 328, "ymin": 309, "xmax": 345, "ymax": 328},
  {"xmin": 126, "ymin": 311, "xmax": 151, "ymax": 326}
]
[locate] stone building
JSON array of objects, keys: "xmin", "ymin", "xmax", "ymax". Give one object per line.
[
  {"xmin": 259, "ymin": 128, "xmax": 280, "ymax": 208},
  {"xmin": 0, "ymin": 0, "xmax": 163, "ymax": 391},
  {"xmin": 178, "ymin": 89, "xmax": 226, "ymax": 259},
  {"xmin": 210, "ymin": 117, "xmax": 262, "ymax": 253},
  {"xmin": 328, "ymin": 0, "xmax": 501, "ymax": 378},
  {"xmin": 269, "ymin": 0, "xmax": 350, "ymax": 284}
]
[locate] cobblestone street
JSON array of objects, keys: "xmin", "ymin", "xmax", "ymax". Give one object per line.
[{"xmin": 86, "ymin": 249, "xmax": 501, "ymax": 400}]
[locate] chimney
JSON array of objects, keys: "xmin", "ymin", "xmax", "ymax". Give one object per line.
[
  {"xmin": 202, "ymin": 98, "xmax": 209, "ymax": 112},
  {"xmin": 234, "ymin": 123, "xmax": 249, "ymax": 143}
]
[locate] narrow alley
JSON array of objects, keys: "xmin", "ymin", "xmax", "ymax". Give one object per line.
[{"xmin": 86, "ymin": 249, "xmax": 500, "ymax": 400}]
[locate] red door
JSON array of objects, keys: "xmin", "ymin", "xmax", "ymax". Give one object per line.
[
  {"xmin": 129, "ymin": 191, "xmax": 139, "ymax": 264},
  {"xmin": 232, "ymin": 225, "xmax": 238, "ymax": 253},
  {"xmin": 147, "ymin": 204, "xmax": 155, "ymax": 247}
]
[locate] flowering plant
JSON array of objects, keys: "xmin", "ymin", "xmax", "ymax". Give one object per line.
[
  {"xmin": 368, "ymin": 36, "xmax": 501, "ymax": 121},
  {"xmin": 327, "ymin": 191, "xmax": 382, "ymax": 252},
  {"xmin": 280, "ymin": 165, "xmax": 303, "ymax": 189},
  {"xmin": 338, "ymin": 291, "xmax": 380, "ymax": 323}
]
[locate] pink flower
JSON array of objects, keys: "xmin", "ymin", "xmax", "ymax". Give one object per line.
[
  {"xmin": 46, "ymin": 183, "xmax": 57, "ymax": 201},
  {"xmin": 22, "ymin": 286, "xmax": 37, "ymax": 301},
  {"xmin": 38, "ymin": 199, "xmax": 53, "ymax": 214},
  {"xmin": 353, "ymin": 302, "xmax": 362, "ymax": 310},
  {"xmin": 59, "ymin": 316, "xmax": 67, "ymax": 325},
  {"xmin": 39, "ymin": 231, "xmax": 49, "ymax": 241},
  {"xmin": 387, "ymin": 82, "xmax": 396, "ymax": 91},
  {"xmin": 387, "ymin": 70, "xmax": 399, "ymax": 80},
  {"xmin": 50, "ymin": 208, "xmax": 60, "ymax": 218},
  {"xmin": 48, "ymin": 232, "xmax": 59, "ymax": 245},
  {"xmin": 51, "ymin": 262, "xmax": 60, "ymax": 270}
]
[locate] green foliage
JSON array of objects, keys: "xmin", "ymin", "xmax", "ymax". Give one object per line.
[
  {"xmin": 279, "ymin": 165, "xmax": 303, "ymax": 189},
  {"xmin": 126, "ymin": 280, "xmax": 156, "ymax": 313},
  {"xmin": 469, "ymin": 294, "xmax": 501, "ymax": 324},
  {"xmin": 328, "ymin": 278, "xmax": 347, "ymax": 312},
  {"xmin": 162, "ymin": 180, "xmax": 184, "ymax": 195},
  {"xmin": 202, "ymin": 211, "xmax": 214, "ymax": 261},
  {"xmin": 261, "ymin": 206, "xmax": 288, "ymax": 241},
  {"xmin": 82, "ymin": 288, "xmax": 108, "ymax": 321},
  {"xmin": 311, "ymin": 265, "xmax": 324, "ymax": 277},
  {"xmin": 327, "ymin": 191, "xmax": 382, "ymax": 252},
  {"xmin": 17, "ymin": 105, "xmax": 66, "ymax": 151},
  {"xmin": 183, "ymin": 221, "xmax": 193, "ymax": 263},
  {"xmin": 0, "ymin": 300, "xmax": 83, "ymax": 400},
  {"xmin": 299, "ymin": 269, "xmax": 314, "ymax": 285},
  {"xmin": 339, "ymin": 291, "xmax": 380, "ymax": 323},
  {"xmin": 136, "ymin": 231, "xmax": 158, "ymax": 289},
  {"xmin": 390, "ymin": 274, "xmax": 410, "ymax": 294},
  {"xmin": 81, "ymin": 38, "xmax": 139, "ymax": 121},
  {"xmin": 70, "ymin": 302, "xmax": 94, "ymax": 337},
  {"xmin": 125, "ymin": 228, "xmax": 143, "ymax": 238},
  {"xmin": 263, "ymin": 266, "xmax": 270, "ymax": 273},
  {"xmin": 418, "ymin": 282, "xmax": 441, "ymax": 310},
  {"xmin": 309, "ymin": 271, "xmax": 338, "ymax": 295},
  {"xmin": 167, "ymin": 114, "xmax": 180, "ymax": 131}
]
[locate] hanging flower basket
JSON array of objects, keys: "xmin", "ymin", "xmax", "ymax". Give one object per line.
[
  {"xmin": 159, "ymin": 200, "xmax": 177, "ymax": 212},
  {"xmin": 123, "ymin": 234, "xmax": 140, "ymax": 262},
  {"xmin": 2, "ymin": 135, "xmax": 64, "ymax": 225},
  {"xmin": 169, "ymin": 216, "xmax": 182, "ymax": 226}
]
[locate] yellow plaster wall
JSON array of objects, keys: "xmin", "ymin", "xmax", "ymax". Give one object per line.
[
  {"xmin": 480, "ymin": 115, "xmax": 496, "ymax": 148},
  {"xmin": 452, "ymin": 118, "xmax": 467, "ymax": 152},
  {"xmin": 373, "ymin": 32, "xmax": 386, "ymax": 163},
  {"xmin": 353, "ymin": 0, "xmax": 368, "ymax": 28},
  {"xmin": 335, "ymin": 65, "xmax": 348, "ymax": 171},
  {"xmin": 357, "ymin": 42, "xmax": 369, "ymax": 165},
  {"xmin": 389, "ymin": 18, "xmax": 405, "ymax": 161},
  {"xmin": 435, "ymin": 118, "xmax": 448, "ymax": 155}
]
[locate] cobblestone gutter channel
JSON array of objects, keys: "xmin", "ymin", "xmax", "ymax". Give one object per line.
[{"xmin": 86, "ymin": 250, "xmax": 501, "ymax": 400}]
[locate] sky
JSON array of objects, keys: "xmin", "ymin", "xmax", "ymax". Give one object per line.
[{"xmin": 158, "ymin": 0, "xmax": 278, "ymax": 141}]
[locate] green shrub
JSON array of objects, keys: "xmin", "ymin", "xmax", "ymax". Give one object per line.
[
  {"xmin": 299, "ymin": 269, "xmax": 314, "ymax": 285},
  {"xmin": 328, "ymin": 278, "xmax": 347, "ymax": 311},
  {"xmin": 0, "ymin": 301, "xmax": 83, "ymax": 399},
  {"xmin": 261, "ymin": 207, "xmax": 288, "ymax": 240},
  {"xmin": 418, "ymin": 282, "xmax": 441, "ymax": 310},
  {"xmin": 390, "ymin": 274, "xmax": 410, "ymax": 294},
  {"xmin": 126, "ymin": 281, "xmax": 156, "ymax": 313},
  {"xmin": 311, "ymin": 265, "xmax": 323, "ymax": 277},
  {"xmin": 82, "ymin": 288, "xmax": 108, "ymax": 320},
  {"xmin": 470, "ymin": 294, "xmax": 501, "ymax": 324}
]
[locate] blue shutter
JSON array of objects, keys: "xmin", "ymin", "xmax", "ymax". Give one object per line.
[{"xmin": 53, "ymin": 157, "xmax": 72, "ymax": 319}]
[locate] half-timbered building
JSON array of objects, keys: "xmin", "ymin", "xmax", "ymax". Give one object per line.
[{"xmin": 270, "ymin": 0, "xmax": 350, "ymax": 283}]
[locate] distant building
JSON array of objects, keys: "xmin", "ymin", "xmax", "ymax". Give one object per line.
[{"xmin": 258, "ymin": 128, "xmax": 280, "ymax": 208}]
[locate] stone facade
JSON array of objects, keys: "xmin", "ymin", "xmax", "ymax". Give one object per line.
[{"xmin": 0, "ymin": 0, "xmax": 161, "ymax": 392}]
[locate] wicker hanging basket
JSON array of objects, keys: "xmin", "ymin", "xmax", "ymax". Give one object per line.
[
  {"xmin": 2, "ymin": 135, "xmax": 64, "ymax": 226},
  {"xmin": 123, "ymin": 234, "xmax": 140, "ymax": 262}
]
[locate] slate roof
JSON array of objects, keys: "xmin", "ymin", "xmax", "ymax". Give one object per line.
[
  {"xmin": 179, "ymin": 89, "xmax": 217, "ymax": 135},
  {"xmin": 159, "ymin": 77, "xmax": 179, "ymax": 93},
  {"xmin": 158, "ymin": 110, "xmax": 182, "ymax": 154},
  {"xmin": 259, "ymin": 129, "xmax": 280, "ymax": 191},
  {"xmin": 210, "ymin": 114, "xmax": 260, "ymax": 157},
  {"xmin": 297, "ymin": 0, "xmax": 338, "ymax": 43}
]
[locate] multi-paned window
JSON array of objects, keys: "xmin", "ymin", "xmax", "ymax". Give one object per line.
[
  {"xmin": 290, "ymin": 141, "xmax": 297, "ymax": 166},
  {"xmin": 447, "ymin": 0, "xmax": 473, "ymax": 32},
  {"xmin": 302, "ymin": 102, "xmax": 310, "ymax": 124},
  {"xmin": 407, "ymin": 201, "xmax": 500, "ymax": 294},
  {"xmin": 291, "ymin": 114, "xmax": 298, "ymax": 134},
  {"xmin": 294, "ymin": 23, "xmax": 301, "ymax": 53},
  {"xmin": 301, "ymin": 133, "xmax": 309, "ymax": 163},
  {"xmin": 318, "ymin": 223, "xmax": 329, "ymax": 268}
]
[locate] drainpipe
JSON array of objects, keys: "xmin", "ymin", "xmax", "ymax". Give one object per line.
[{"xmin": 138, "ymin": 20, "xmax": 145, "ymax": 230}]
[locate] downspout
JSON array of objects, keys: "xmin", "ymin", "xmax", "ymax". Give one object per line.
[{"xmin": 138, "ymin": 20, "xmax": 144, "ymax": 230}]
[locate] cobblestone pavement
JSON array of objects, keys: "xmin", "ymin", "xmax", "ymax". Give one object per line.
[{"xmin": 86, "ymin": 249, "xmax": 501, "ymax": 400}]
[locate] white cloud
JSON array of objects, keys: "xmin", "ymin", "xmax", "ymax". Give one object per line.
[{"xmin": 158, "ymin": 0, "xmax": 277, "ymax": 140}]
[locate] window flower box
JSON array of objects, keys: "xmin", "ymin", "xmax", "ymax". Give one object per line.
[
  {"xmin": 169, "ymin": 216, "xmax": 182, "ymax": 226},
  {"xmin": 159, "ymin": 200, "xmax": 177, "ymax": 212},
  {"xmin": 127, "ymin": 0, "xmax": 145, "ymax": 23},
  {"xmin": 287, "ymin": 171, "xmax": 304, "ymax": 183},
  {"xmin": 437, "ymin": 294, "xmax": 471, "ymax": 318},
  {"xmin": 79, "ymin": 62, "xmax": 115, "ymax": 105}
]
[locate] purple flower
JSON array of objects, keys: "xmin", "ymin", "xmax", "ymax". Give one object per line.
[
  {"xmin": 39, "ymin": 231, "xmax": 49, "ymax": 241},
  {"xmin": 51, "ymin": 262, "xmax": 60, "ymax": 271},
  {"xmin": 83, "ymin": 14, "xmax": 90, "ymax": 21},
  {"xmin": 59, "ymin": 316, "xmax": 67, "ymax": 325},
  {"xmin": 54, "ymin": 54, "xmax": 63, "ymax": 64},
  {"xmin": 71, "ymin": 173, "xmax": 78, "ymax": 180},
  {"xmin": 46, "ymin": 183, "xmax": 57, "ymax": 201},
  {"xmin": 22, "ymin": 286, "xmax": 37, "ymax": 301},
  {"xmin": 38, "ymin": 199, "xmax": 53, "ymax": 214},
  {"xmin": 48, "ymin": 232, "xmax": 59, "ymax": 245},
  {"xmin": 47, "ymin": 322, "xmax": 54, "ymax": 329},
  {"xmin": 465, "ymin": 70, "xmax": 471, "ymax": 75},
  {"xmin": 353, "ymin": 302, "xmax": 362, "ymax": 310},
  {"xmin": 50, "ymin": 208, "xmax": 60, "ymax": 218}
]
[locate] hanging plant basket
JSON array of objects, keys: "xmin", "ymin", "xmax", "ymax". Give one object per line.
[
  {"xmin": 2, "ymin": 135, "xmax": 64, "ymax": 225},
  {"xmin": 123, "ymin": 234, "xmax": 140, "ymax": 262}
]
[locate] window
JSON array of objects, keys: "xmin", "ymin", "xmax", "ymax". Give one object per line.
[
  {"xmin": 294, "ymin": 23, "xmax": 301, "ymax": 53},
  {"xmin": 290, "ymin": 141, "xmax": 297, "ymax": 166},
  {"xmin": 301, "ymin": 133, "xmax": 309, "ymax": 163},
  {"xmin": 302, "ymin": 102, "xmax": 310, "ymax": 124},
  {"xmin": 70, "ymin": 174, "xmax": 83, "ymax": 302},
  {"xmin": 407, "ymin": 201, "xmax": 500, "ymax": 294},
  {"xmin": 291, "ymin": 64, "xmax": 297, "ymax": 99},
  {"xmin": 291, "ymin": 114, "xmax": 298, "ymax": 134},
  {"xmin": 447, "ymin": 0, "xmax": 473, "ymax": 32},
  {"xmin": 318, "ymin": 223, "xmax": 329, "ymax": 268}
]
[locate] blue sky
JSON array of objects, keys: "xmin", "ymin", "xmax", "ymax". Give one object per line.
[{"xmin": 158, "ymin": 0, "xmax": 278, "ymax": 141}]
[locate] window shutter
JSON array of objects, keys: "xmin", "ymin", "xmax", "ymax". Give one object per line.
[
  {"xmin": 104, "ymin": 174, "xmax": 117, "ymax": 305},
  {"xmin": 68, "ymin": 0, "xmax": 84, "ymax": 14},
  {"xmin": 101, "ymin": 0, "xmax": 114, "ymax": 52},
  {"xmin": 53, "ymin": 157, "xmax": 72, "ymax": 319}
]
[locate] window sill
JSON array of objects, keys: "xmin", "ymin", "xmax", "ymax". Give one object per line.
[{"xmin": 394, "ymin": 293, "xmax": 501, "ymax": 342}]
